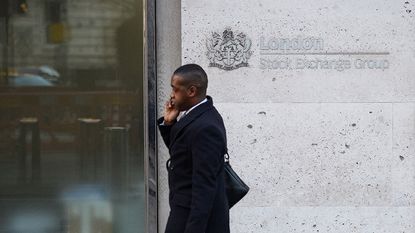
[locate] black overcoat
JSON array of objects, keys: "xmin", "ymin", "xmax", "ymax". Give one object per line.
[{"xmin": 158, "ymin": 96, "xmax": 230, "ymax": 233}]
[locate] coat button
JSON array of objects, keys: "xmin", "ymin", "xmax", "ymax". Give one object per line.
[{"xmin": 166, "ymin": 159, "xmax": 174, "ymax": 170}]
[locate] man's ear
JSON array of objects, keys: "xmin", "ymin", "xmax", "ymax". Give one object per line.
[{"xmin": 187, "ymin": 85, "xmax": 197, "ymax": 97}]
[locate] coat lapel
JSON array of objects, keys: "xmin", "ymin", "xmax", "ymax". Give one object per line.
[{"xmin": 169, "ymin": 96, "xmax": 213, "ymax": 147}]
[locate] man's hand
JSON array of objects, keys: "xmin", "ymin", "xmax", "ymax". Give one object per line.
[{"xmin": 163, "ymin": 99, "xmax": 179, "ymax": 125}]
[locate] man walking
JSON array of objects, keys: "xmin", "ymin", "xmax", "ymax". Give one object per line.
[{"xmin": 158, "ymin": 64, "xmax": 230, "ymax": 233}]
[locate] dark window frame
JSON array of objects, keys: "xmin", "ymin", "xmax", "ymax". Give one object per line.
[{"xmin": 144, "ymin": 0, "xmax": 158, "ymax": 232}]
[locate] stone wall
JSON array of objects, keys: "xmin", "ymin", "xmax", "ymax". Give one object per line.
[
  {"xmin": 155, "ymin": 0, "xmax": 181, "ymax": 231},
  {"xmin": 157, "ymin": 0, "xmax": 415, "ymax": 232}
]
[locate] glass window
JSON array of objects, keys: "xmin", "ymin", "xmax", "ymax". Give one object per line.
[{"xmin": 0, "ymin": 0, "xmax": 145, "ymax": 232}]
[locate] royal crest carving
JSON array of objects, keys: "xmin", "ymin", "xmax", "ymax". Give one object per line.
[{"xmin": 206, "ymin": 28, "xmax": 253, "ymax": 71}]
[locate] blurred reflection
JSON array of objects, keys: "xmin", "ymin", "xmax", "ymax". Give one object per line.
[
  {"xmin": 0, "ymin": 0, "xmax": 145, "ymax": 232},
  {"xmin": 7, "ymin": 74, "xmax": 54, "ymax": 87},
  {"xmin": 17, "ymin": 65, "xmax": 61, "ymax": 84},
  {"xmin": 6, "ymin": 202, "xmax": 62, "ymax": 233},
  {"xmin": 61, "ymin": 185, "xmax": 112, "ymax": 233}
]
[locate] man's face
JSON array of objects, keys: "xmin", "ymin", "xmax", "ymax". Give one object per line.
[{"xmin": 170, "ymin": 75, "xmax": 191, "ymax": 111}]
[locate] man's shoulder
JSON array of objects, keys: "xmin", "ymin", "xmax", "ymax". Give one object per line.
[
  {"xmin": 194, "ymin": 106, "xmax": 223, "ymax": 122},
  {"xmin": 188, "ymin": 108, "xmax": 225, "ymax": 137}
]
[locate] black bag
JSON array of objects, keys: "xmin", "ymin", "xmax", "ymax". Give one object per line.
[{"xmin": 224, "ymin": 152, "xmax": 249, "ymax": 208}]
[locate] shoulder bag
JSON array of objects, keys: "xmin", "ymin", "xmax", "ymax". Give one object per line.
[{"xmin": 224, "ymin": 150, "xmax": 250, "ymax": 208}]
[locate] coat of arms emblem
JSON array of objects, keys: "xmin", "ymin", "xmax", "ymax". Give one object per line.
[{"xmin": 206, "ymin": 28, "xmax": 253, "ymax": 71}]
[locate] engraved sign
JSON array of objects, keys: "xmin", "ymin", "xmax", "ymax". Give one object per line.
[
  {"xmin": 259, "ymin": 36, "xmax": 390, "ymax": 71},
  {"xmin": 206, "ymin": 28, "xmax": 253, "ymax": 71}
]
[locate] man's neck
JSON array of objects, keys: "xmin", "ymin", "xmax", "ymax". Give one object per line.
[
  {"xmin": 184, "ymin": 97, "xmax": 207, "ymax": 114},
  {"xmin": 189, "ymin": 96, "xmax": 205, "ymax": 107}
]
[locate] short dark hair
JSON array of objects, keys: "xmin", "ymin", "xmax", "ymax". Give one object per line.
[{"xmin": 173, "ymin": 64, "xmax": 208, "ymax": 97}]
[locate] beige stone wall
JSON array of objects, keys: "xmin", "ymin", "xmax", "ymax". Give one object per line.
[
  {"xmin": 157, "ymin": 0, "xmax": 415, "ymax": 232},
  {"xmin": 155, "ymin": 0, "xmax": 181, "ymax": 232}
]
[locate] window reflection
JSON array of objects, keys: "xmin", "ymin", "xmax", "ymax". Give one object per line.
[{"xmin": 0, "ymin": 0, "xmax": 145, "ymax": 232}]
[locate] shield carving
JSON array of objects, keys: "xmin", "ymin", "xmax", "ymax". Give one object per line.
[{"xmin": 206, "ymin": 28, "xmax": 253, "ymax": 71}]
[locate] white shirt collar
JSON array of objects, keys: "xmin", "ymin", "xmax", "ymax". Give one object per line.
[
  {"xmin": 177, "ymin": 98, "xmax": 208, "ymax": 121},
  {"xmin": 185, "ymin": 98, "xmax": 208, "ymax": 115}
]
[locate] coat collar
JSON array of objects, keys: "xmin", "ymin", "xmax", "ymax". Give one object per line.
[{"xmin": 169, "ymin": 96, "xmax": 213, "ymax": 146}]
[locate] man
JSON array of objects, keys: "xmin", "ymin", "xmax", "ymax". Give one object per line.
[{"xmin": 157, "ymin": 64, "xmax": 230, "ymax": 233}]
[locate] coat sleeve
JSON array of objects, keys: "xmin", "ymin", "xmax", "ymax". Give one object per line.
[
  {"xmin": 157, "ymin": 117, "xmax": 175, "ymax": 147},
  {"xmin": 184, "ymin": 125, "xmax": 225, "ymax": 233}
]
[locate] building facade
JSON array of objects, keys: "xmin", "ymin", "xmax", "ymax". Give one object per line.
[{"xmin": 0, "ymin": 0, "xmax": 414, "ymax": 232}]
